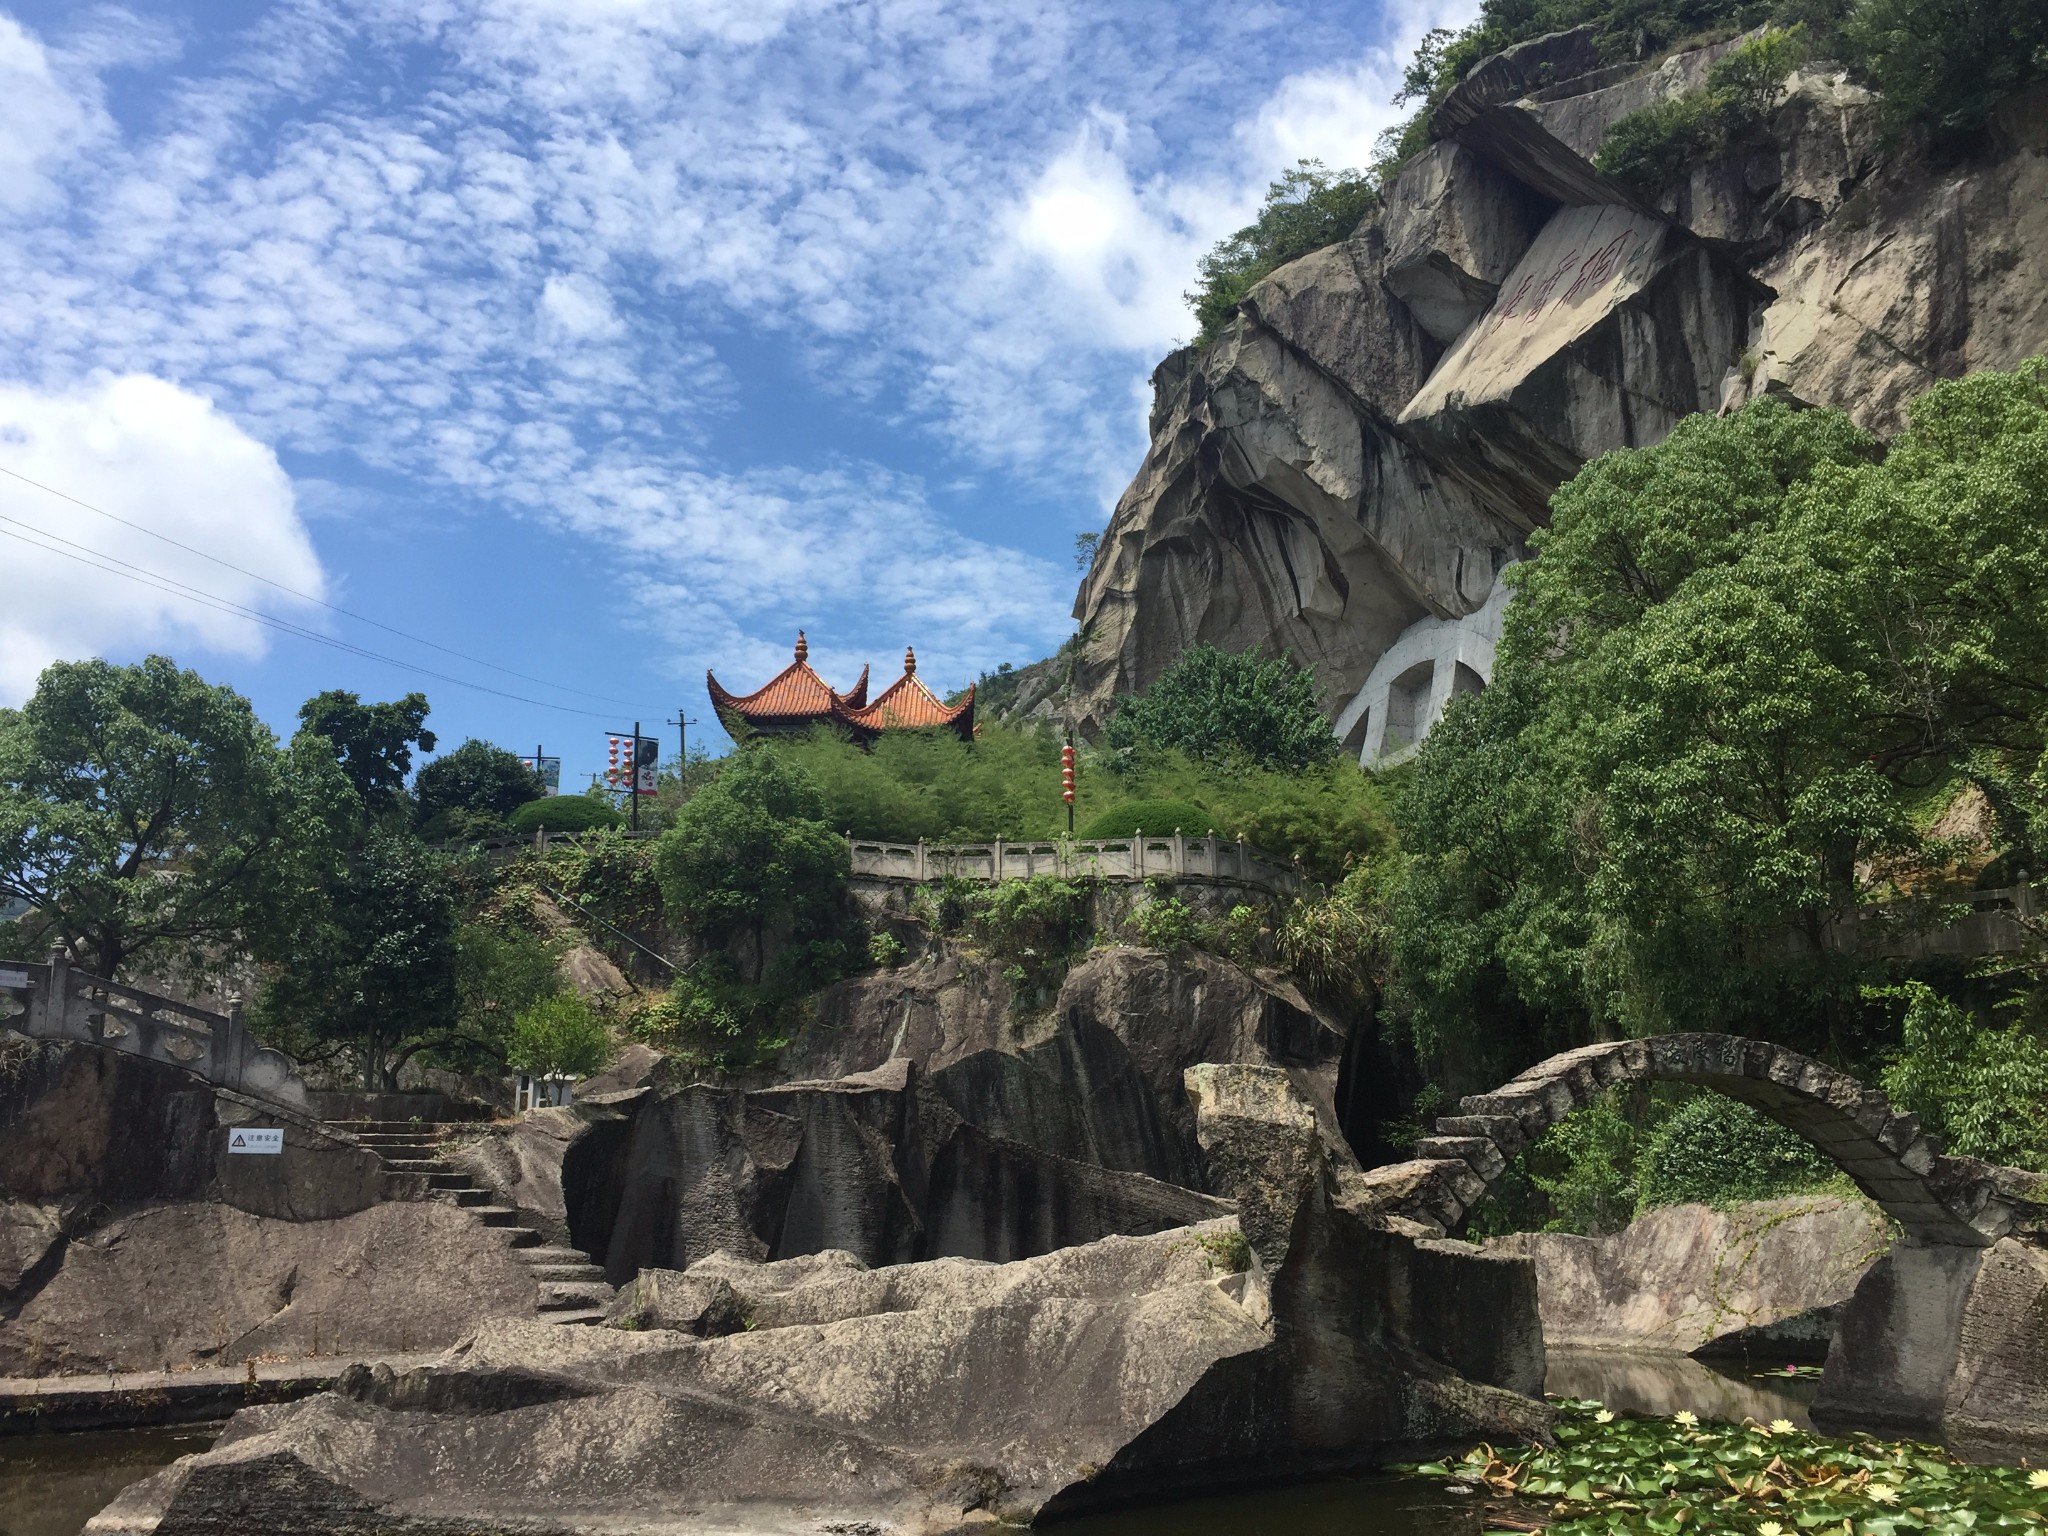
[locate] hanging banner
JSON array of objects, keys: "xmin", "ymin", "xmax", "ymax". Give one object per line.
[
  {"xmin": 522, "ymin": 756, "xmax": 562, "ymax": 794},
  {"xmin": 634, "ymin": 736, "xmax": 659, "ymax": 796}
]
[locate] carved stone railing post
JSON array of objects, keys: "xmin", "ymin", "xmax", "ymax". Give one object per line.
[
  {"xmin": 991, "ymin": 836, "xmax": 1004, "ymax": 884},
  {"xmin": 42, "ymin": 949, "xmax": 71, "ymax": 1038}
]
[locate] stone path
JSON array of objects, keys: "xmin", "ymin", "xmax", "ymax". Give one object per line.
[
  {"xmin": 0, "ymin": 1352, "xmax": 447, "ymax": 1433},
  {"xmin": 325, "ymin": 1119, "xmax": 614, "ymax": 1324}
]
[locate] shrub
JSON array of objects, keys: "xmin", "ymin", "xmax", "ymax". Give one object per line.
[
  {"xmin": 866, "ymin": 930, "xmax": 907, "ymax": 969},
  {"xmin": 962, "ymin": 875, "xmax": 1095, "ymax": 993},
  {"xmin": 507, "ymin": 992, "xmax": 610, "ymax": 1080},
  {"xmin": 1636, "ymin": 1093, "xmax": 1835, "ymax": 1207},
  {"xmin": 507, "ymin": 796, "xmax": 623, "ymax": 835},
  {"xmin": 1128, "ymin": 888, "xmax": 1207, "ymax": 949},
  {"xmin": 1594, "ymin": 27, "xmax": 1806, "ymax": 194},
  {"xmin": 1275, "ymin": 867, "xmax": 1385, "ymax": 1010},
  {"xmin": 1187, "ymin": 161, "xmax": 1376, "ymax": 345},
  {"xmin": 1106, "ymin": 644, "xmax": 1337, "ymax": 772},
  {"xmin": 1080, "ymin": 799, "xmax": 1214, "ymax": 838}
]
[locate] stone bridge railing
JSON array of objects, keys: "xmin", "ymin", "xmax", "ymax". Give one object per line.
[
  {"xmin": 846, "ymin": 833, "xmax": 1306, "ymax": 897},
  {"xmin": 1350, "ymin": 1033, "xmax": 2048, "ymax": 1248},
  {"xmin": 0, "ymin": 955, "xmax": 309, "ymax": 1111}
]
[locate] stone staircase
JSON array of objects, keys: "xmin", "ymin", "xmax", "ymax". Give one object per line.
[{"xmin": 326, "ymin": 1119, "xmax": 615, "ymax": 1325}]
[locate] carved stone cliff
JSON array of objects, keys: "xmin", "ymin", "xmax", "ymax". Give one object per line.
[{"xmin": 1067, "ymin": 30, "xmax": 2048, "ymax": 758}]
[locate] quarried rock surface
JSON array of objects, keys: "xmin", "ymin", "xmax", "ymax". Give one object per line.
[
  {"xmin": 1488, "ymin": 1196, "xmax": 1889, "ymax": 1357},
  {"xmin": 0, "ymin": 1201, "xmax": 536, "ymax": 1376},
  {"xmin": 1816, "ymin": 1235, "xmax": 2048, "ymax": 1460},
  {"xmin": 92, "ymin": 1126, "xmax": 1550, "ymax": 1536}
]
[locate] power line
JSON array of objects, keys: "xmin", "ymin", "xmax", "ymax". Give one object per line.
[
  {"xmin": 0, "ymin": 521, "xmax": 654, "ymax": 720},
  {"xmin": 0, "ymin": 462, "xmax": 645, "ymax": 708}
]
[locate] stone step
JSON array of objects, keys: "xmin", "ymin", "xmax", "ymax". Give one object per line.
[
  {"xmin": 516, "ymin": 1246, "xmax": 597, "ymax": 1266},
  {"xmin": 382, "ymin": 1157, "xmax": 457, "ymax": 1175},
  {"xmin": 448, "ymin": 1187, "xmax": 498, "ymax": 1208},
  {"xmin": 524, "ymin": 1262, "xmax": 605, "ymax": 1283},
  {"xmin": 501, "ymin": 1227, "xmax": 542, "ymax": 1249},
  {"xmin": 539, "ymin": 1307, "xmax": 608, "ymax": 1327},
  {"xmin": 467, "ymin": 1205, "xmax": 523, "ymax": 1227},
  {"xmin": 538, "ymin": 1281, "xmax": 615, "ymax": 1311}
]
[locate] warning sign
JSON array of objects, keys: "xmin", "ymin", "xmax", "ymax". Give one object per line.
[{"xmin": 227, "ymin": 1128, "xmax": 284, "ymax": 1155}]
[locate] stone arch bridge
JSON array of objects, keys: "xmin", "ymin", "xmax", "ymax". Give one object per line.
[{"xmin": 1367, "ymin": 1033, "xmax": 2045, "ymax": 1247}]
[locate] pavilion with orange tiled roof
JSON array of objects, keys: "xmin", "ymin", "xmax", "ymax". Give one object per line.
[
  {"xmin": 842, "ymin": 646, "xmax": 975, "ymax": 741},
  {"xmin": 708, "ymin": 634, "xmax": 974, "ymax": 744}
]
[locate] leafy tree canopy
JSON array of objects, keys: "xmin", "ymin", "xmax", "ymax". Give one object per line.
[
  {"xmin": 1186, "ymin": 161, "xmax": 1376, "ymax": 345},
  {"xmin": 508, "ymin": 992, "xmax": 610, "ymax": 1080},
  {"xmin": 297, "ymin": 689, "xmax": 435, "ymax": 813},
  {"xmin": 1394, "ymin": 365, "xmax": 2048, "ymax": 1089},
  {"xmin": 0, "ymin": 655, "xmax": 353, "ymax": 979},
  {"xmin": 653, "ymin": 747, "xmax": 848, "ymax": 982},
  {"xmin": 415, "ymin": 738, "xmax": 544, "ymax": 837},
  {"xmin": 1107, "ymin": 643, "xmax": 1339, "ymax": 773},
  {"xmin": 247, "ymin": 827, "xmax": 463, "ymax": 1089}
]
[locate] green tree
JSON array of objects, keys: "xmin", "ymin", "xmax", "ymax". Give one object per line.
[
  {"xmin": 1876, "ymin": 982, "xmax": 2048, "ymax": 1171},
  {"xmin": 1107, "ymin": 644, "xmax": 1338, "ymax": 772},
  {"xmin": 508, "ymin": 992, "xmax": 611, "ymax": 1081},
  {"xmin": 415, "ymin": 739, "xmax": 544, "ymax": 838},
  {"xmin": 653, "ymin": 748, "xmax": 848, "ymax": 983},
  {"xmin": 253, "ymin": 829, "xmax": 464, "ymax": 1089},
  {"xmin": 0, "ymin": 656, "xmax": 353, "ymax": 980},
  {"xmin": 1845, "ymin": 0, "xmax": 2048, "ymax": 151},
  {"xmin": 1393, "ymin": 364, "xmax": 2048, "ymax": 1083},
  {"xmin": 454, "ymin": 920, "xmax": 562, "ymax": 1046},
  {"xmin": 1187, "ymin": 161, "xmax": 1376, "ymax": 344},
  {"xmin": 297, "ymin": 690, "xmax": 435, "ymax": 813}
]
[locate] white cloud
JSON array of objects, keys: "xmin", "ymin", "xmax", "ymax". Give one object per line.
[
  {"xmin": 0, "ymin": 0, "xmax": 1483, "ymax": 695},
  {"xmin": 0, "ymin": 16, "xmax": 113, "ymax": 215},
  {"xmin": 0, "ymin": 374, "xmax": 324, "ymax": 703}
]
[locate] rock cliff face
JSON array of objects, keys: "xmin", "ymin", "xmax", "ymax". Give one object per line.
[{"xmin": 1068, "ymin": 33, "xmax": 2048, "ymax": 756}]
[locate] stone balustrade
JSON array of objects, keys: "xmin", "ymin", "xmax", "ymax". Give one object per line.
[
  {"xmin": 843, "ymin": 832, "xmax": 1306, "ymax": 897},
  {"xmin": 0, "ymin": 955, "xmax": 308, "ymax": 1111}
]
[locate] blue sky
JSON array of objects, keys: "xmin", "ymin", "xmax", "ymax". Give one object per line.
[{"xmin": 0, "ymin": 0, "xmax": 1468, "ymax": 791}]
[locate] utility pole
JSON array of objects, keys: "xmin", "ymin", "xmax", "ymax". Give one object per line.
[
  {"xmin": 668, "ymin": 709, "xmax": 697, "ymax": 784},
  {"xmin": 631, "ymin": 719, "xmax": 641, "ymax": 835}
]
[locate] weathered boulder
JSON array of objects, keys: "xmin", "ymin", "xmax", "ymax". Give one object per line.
[
  {"xmin": 0, "ymin": 1200, "xmax": 536, "ymax": 1376},
  {"xmin": 602, "ymin": 1267, "xmax": 745, "ymax": 1336},
  {"xmin": 1487, "ymin": 1196, "xmax": 1889, "ymax": 1356},
  {"xmin": 1399, "ymin": 202, "xmax": 1765, "ymax": 525},
  {"xmin": 1382, "ymin": 140, "xmax": 1550, "ymax": 343},
  {"xmin": 1184, "ymin": 1063, "xmax": 1324, "ymax": 1268},
  {"xmin": 93, "ymin": 1185, "xmax": 1549, "ymax": 1534}
]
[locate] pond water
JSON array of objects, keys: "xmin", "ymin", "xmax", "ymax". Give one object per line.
[
  {"xmin": 0, "ymin": 1352, "xmax": 1821, "ymax": 1536},
  {"xmin": 0, "ymin": 1423, "xmax": 219, "ymax": 1536}
]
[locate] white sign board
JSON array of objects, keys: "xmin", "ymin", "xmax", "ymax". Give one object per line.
[
  {"xmin": 0, "ymin": 968, "xmax": 29, "ymax": 989},
  {"xmin": 227, "ymin": 1128, "xmax": 284, "ymax": 1155}
]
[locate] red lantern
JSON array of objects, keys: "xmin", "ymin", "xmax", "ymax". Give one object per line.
[{"xmin": 1060, "ymin": 743, "xmax": 1075, "ymax": 805}]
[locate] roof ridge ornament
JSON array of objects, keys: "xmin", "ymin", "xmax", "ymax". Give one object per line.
[
  {"xmin": 903, "ymin": 645, "xmax": 916, "ymax": 675},
  {"xmin": 795, "ymin": 630, "xmax": 808, "ymax": 663}
]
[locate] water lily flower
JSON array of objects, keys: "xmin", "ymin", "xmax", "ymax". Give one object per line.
[
  {"xmin": 1769, "ymin": 1419, "xmax": 1796, "ymax": 1435},
  {"xmin": 1868, "ymin": 1485, "xmax": 1900, "ymax": 1504},
  {"xmin": 1595, "ymin": 1409, "xmax": 1615, "ymax": 1423},
  {"xmin": 2029, "ymin": 1469, "xmax": 2048, "ymax": 1490},
  {"xmin": 1674, "ymin": 1411, "xmax": 1699, "ymax": 1428},
  {"xmin": 1759, "ymin": 1521, "xmax": 1785, "ymax": 1535}
]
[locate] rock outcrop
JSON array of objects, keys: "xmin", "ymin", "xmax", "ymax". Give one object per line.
[
  {"xmin": 91, "ymin": 1080, "xmax": 1549, "ymax": 1535},
  {"xmin": 1065, "ymin": 37, "xmax": 2048, "ymax": 756},
  {"xmin": 0, "ymin": 1037, "xmax": 547, "ymax": 1376},
  {"xmin": 1488, "ymin": 1196, "xmax": 1889, "ymax": 1357},
  {"xmin": 1816, "ymin": 1234, "xmax": 2048, "ymax": 1461}
]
